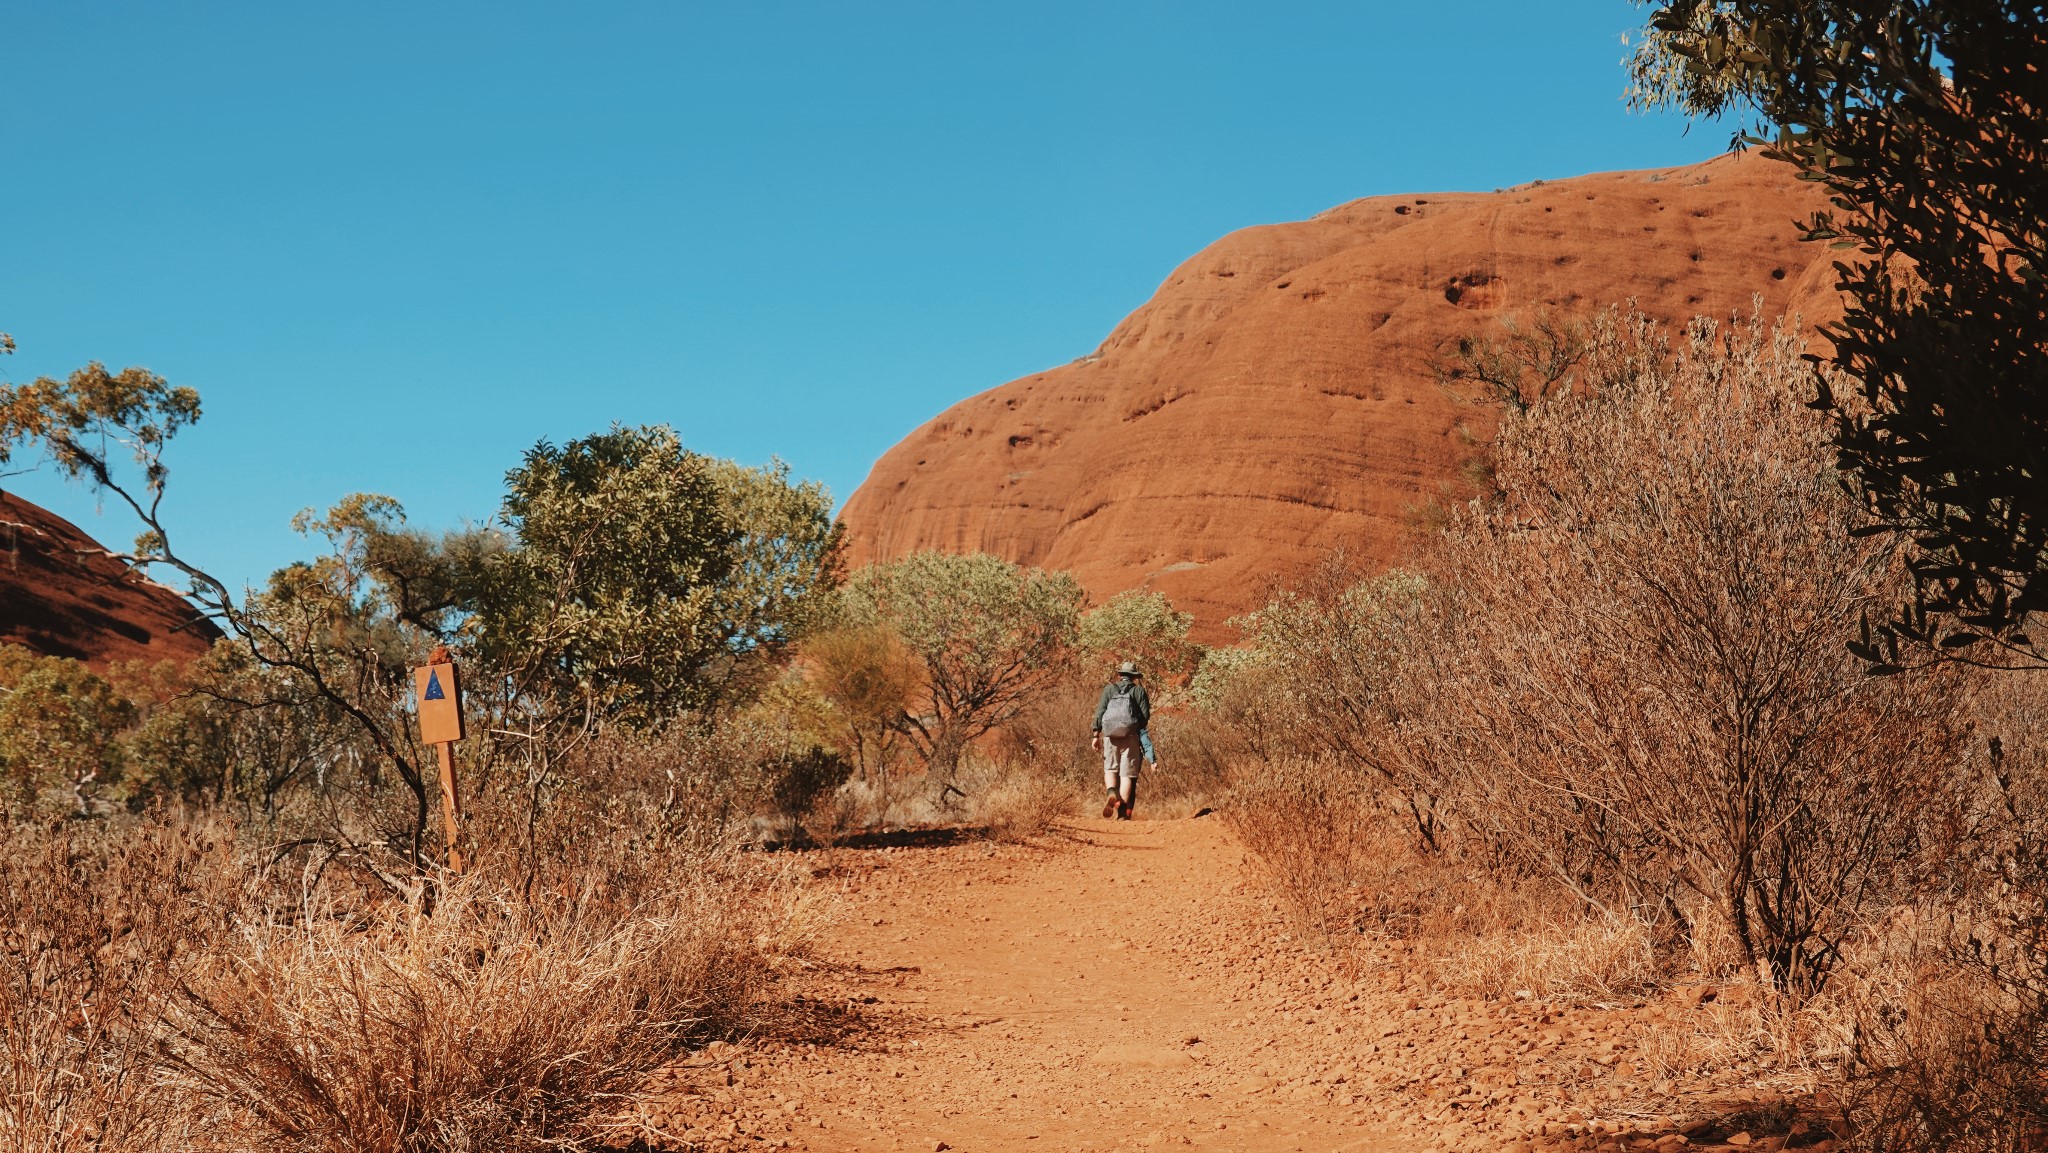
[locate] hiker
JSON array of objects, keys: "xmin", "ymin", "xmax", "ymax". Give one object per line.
[{"xmin": 1090, "ymin": 660, "xmax": 1152, "ymax": 820}]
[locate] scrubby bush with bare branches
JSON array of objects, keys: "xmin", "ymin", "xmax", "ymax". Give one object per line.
[
  {"xmin": 1214, "ymin": 308, "xmax": 1968, "ymax": 1005},
  {"xmin": 1833, "ymin": 670, "xmax": 2048, "ymax": 1151},
  {"xmin": 1425, "ymin": 309, "xmax": 1966, "ymax": 995},
  {"xmin": 839, "ymin": 552, "xmax": 1084, "ymax": 802},
  {"xmin": 1216, "ymin": 561, "xmax": 1448, "ymax": 848}
]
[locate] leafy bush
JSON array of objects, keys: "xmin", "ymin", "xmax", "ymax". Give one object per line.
[
  {"xmin": 839, "ymin": 552, "xmax": 1083, "ymax": 798},
  {"xmin": 0, "ymin": 647, "xmax": 135, "ymax": 817},
  {"xmin": 1077, "ymin": 590, "xmax": 1201, "ymax": 689},
  {"xmin": 484, "ymin": 427, "xmax": 839, "ymax": 726}
]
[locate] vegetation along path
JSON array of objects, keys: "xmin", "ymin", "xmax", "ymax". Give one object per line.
[{"xmin": 626, "ymin": 817, "xmax": 1827, "ymax": 1153}]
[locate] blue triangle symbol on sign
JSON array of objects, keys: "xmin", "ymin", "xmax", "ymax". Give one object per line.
[{"xmin": 424, "ymin": 670, "xmax": 446, "ymax": 701}]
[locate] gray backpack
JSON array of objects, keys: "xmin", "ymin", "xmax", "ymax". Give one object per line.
[{"xmin": 1101, "ymin": 687, "xmax": 1140, "ymax": 739}]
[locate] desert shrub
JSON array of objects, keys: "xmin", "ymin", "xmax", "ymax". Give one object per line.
[
  {"xmin": 1419, "ymin": 309, "xmax": 1965, "ymax": 995},
  {"xmin": 461, "ymin": 718, "xmax": 782, "ymax": 894},
  {"xmin": 762, "ymin": 746, "xmax": 854, "ymax": 842},
  {"xmin": 960, "ymin": 755, "xmax": 1077, "ymax": 842},
  {"xmin": 1836, "ymin": 912, "xmax": 2047, "ymax": 1153},
  {"xmin": 1221, "ymin": 754, "xmax": 1664, "ymax": 998},
  {"xmin": 1214, "ymin": 309, "xmax": 1967, "ymax": 1002},
  {"xmin": 1077, "ymin": 590, "xmax": 1202, "ymax": 690},
  {"xmin": 0, "ymin": 648, "xmax": 136, "ymax": 817},
  {"xmin": 1225, "ymin": 562, "xmax": 1448, "ymax": 848},
  {"xmin": 991, "ymin": 675, "xmax": 1101, "ymax": 789},
  {"xmin": 797, "ymin": 624, "xmax": 920, "ymax": 791},
  {"xmin": 159, "ymin": 853, "xmax": 797, "ymax": 1153},
  {"xmin": 0, "ymin": 818, "xmax": 237, "ymax": 1153},
  {"xmin": 1834, "ymin": 671, "xmax": 2048, "ymax": 1152},
  {"xmin": 839, "ymin": 552, "xmax": 1083, "ymax": 798},
  {"xmin": 0, "ymin": 382, "xmax": 844, "ymax": 879},
  {"xmin": 1223, "ymin": 756, "xmax": 1382, "ymax": 937},
  {"xmin": 1183, "ymin": 642, "xmax": 1288, "ymax": 767}
]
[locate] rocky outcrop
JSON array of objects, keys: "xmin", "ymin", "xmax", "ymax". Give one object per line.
[
  {"xmin": 841, "ymin": 153, "xmax": 1840, "ymax": 639},
  {"xmin": 0, "ymin": 491, "xmax": 219, "ymax": 665}
]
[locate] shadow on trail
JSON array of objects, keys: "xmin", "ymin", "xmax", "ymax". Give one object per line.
[
  {"xmin": 1507, "ymin": 1093, "xmax": 1843, "ymax": 1152},
  {"xmin": 754, "ymin": 826, "xmax": 991, "ymax": 853}
]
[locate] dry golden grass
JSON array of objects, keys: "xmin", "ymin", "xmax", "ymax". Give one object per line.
[
  {"xmin": 1221, "ymin": 757, "xmax": 1383, "ymax": 939},
  {"xmin": 1225, "ymin": 769, "xmax": 1674, "ymax": 1004},
  {"xmin": 1634, "ymin": 983, "xmax": 1849, "ymax": 1097},
  {"xmin": 972, "ymin": 765, "xmax": 1077, "ymax": 843},
  {"xmin": 1444, "ymin": 917, "xmax": 1664, "ymax": 1005},
  {"xmin": 0, "ymin": 817, "xmax": 239, "ymax": 1153},
  {"xmin": 1, "ymin": 813, "xmax": 821, "ymax": 1153},
  {"xmin": 164, "ymin": 869, "xmax": 786, "ymax": 1152}
]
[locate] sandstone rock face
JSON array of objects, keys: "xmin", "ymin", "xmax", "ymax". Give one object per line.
[
  {"xmin": 842, "ymin": 153, "xmax": 1841, "ymax": 639},
  {"xmin": 0, "ymin": 491, "xmax": 219, "ymax": 665}
]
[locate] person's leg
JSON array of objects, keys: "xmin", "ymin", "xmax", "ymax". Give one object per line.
[
  {"xmin": 1100, "ymin": 737, "xmax": 1121, "ymax": 818},
  {"xmin": 1112, "ymin": 737, "xmax": 1141, "ymax": 818},
  {"xmin": 1129, "ymin": 729, "xmax": 1153, "ymax": 818}
]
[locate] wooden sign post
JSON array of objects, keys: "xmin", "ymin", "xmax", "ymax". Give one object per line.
[{"xmin": 413, "ymin": 646, "xmax": 466, "ymax": 875}]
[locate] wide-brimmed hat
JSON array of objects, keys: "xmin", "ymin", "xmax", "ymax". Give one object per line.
[{"xmin": 1116, "ymin": 661, "xmax": 1142, "ymax": 677}]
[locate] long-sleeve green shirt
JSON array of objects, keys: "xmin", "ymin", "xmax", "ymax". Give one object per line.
[{"xmin": 1091, "ymin": 678, "xmax": 1152, "ymax": 733}]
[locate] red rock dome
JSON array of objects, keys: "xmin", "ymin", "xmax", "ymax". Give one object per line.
[
  {"xmin": 0, "ymin": 490, "xmax": 219, "ymax": 665},
  {"xmin": 842, "ymin": 153, "xmax": 1840, "ymax": 640}
]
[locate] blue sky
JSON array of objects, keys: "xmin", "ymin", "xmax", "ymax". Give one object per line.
[{"xmin": 2, "ymin": 2, "xmax": 1710, "ymax": 591}]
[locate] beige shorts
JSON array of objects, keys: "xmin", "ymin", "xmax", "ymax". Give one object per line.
[{"xmin": 1101, "ymin": 733, "xmax": 1143, "ymax": 781}]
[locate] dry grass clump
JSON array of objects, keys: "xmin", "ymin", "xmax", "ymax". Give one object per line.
[
  {"xmin": 160, "ymin": 856, "xmax": 802, "ymax": 1153},
  {"xmin": 1448, "ymin": 918, "xmax": 1663, "ymax": 1005},
  {"xmin": 1836, "ymin": 928, "xmax": 2047, "ymax": 1152},
  {"xmin": 0, "ymin": 818, "xmax": 235, "ymax": 1153},
  {"xmin": 1226, "ymin": 774, "xmax": 1665, "ymax": 1002},
  {"xmin": 973, "ymin": 766, "xmax": 1078, "ymax": 842},
  {"xmin": 1223, "ymin": 757, "xmax": 1382, "ymax": 937},
  {"xmin": 1225, "ymin": 760, "xmax": 1664, "ymax": 1000},
  {"xmin": 1, "ymin": 806, "xmax": 820, "ymax": 1153},
  {"xmin": 1634, "ymin": 981, "xmax": 1849, "ymax": 1097}
]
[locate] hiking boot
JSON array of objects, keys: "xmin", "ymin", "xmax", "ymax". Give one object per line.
[
  {"xmin": 1101, "ymin": 794, "xmax": 1119, "ymax": 819},
  {"xmin": 1117, "ymin": 799, "xmax": 1133, "ymax": 820}
]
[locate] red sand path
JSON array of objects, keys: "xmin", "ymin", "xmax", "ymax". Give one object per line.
[{"xmin": 632, "ymin": 818, "xmax": 1832, "ymax": 1153}]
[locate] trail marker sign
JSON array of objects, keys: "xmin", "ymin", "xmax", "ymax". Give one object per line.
[
  {"xmin": 414, "ymin": 661, "xmax": 464, "ymax": 745},
  {"xmin": 412, "ymin": 650, "xmax": 467, "ymax": 874}
]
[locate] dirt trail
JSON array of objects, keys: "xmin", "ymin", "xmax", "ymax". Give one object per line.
[
  {"xmin": 782, "ymin": 816, "xmax": 1387, "ymax": 1152},
  {"xmin": 631, "ymin": 817, "xmax": 1830, "ymax": 1153}
]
